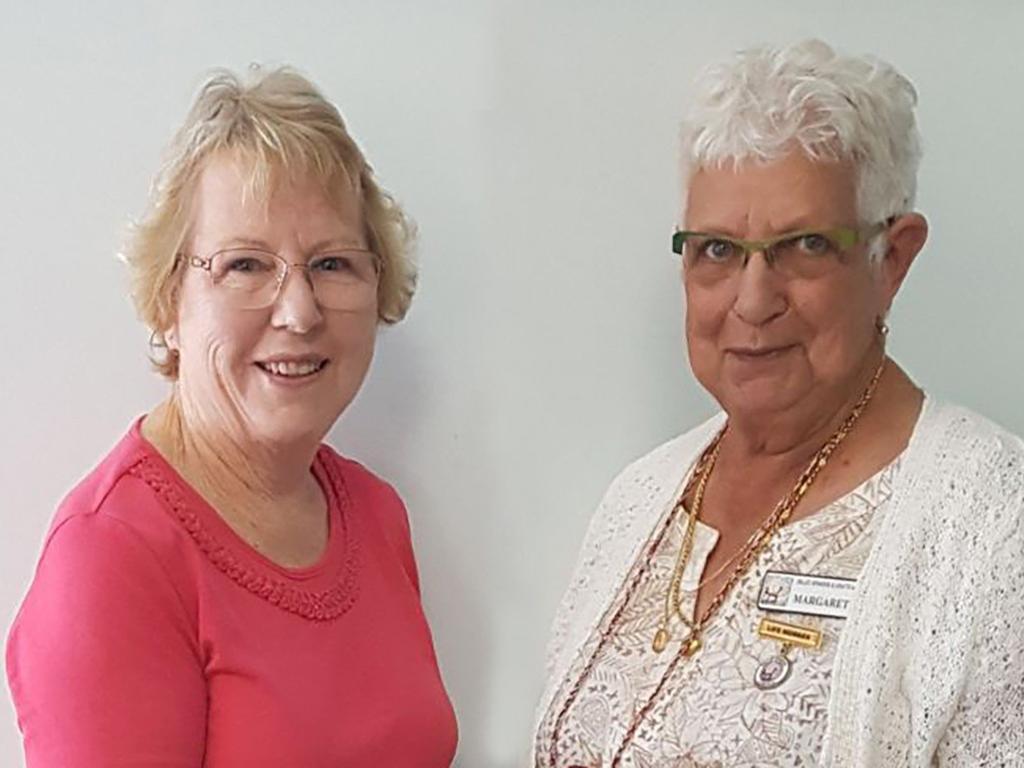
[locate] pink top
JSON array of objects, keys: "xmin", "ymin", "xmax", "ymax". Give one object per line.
[{"xmin": 6, "ymin": 421, "xmax": 458, "ymax": 767}]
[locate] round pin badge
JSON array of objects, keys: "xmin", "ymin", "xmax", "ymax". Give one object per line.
[{"xmin": 754, "ymin": 654, "xmax": 792, "ymax": 690}]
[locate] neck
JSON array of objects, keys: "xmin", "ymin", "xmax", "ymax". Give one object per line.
[
  {"xmin": 143, "ymin": 389, "xmax": 321, "ymax": 509},
  {"xmin": 721, "ymin": 346, "xmax": 889, "ymax": 472}
]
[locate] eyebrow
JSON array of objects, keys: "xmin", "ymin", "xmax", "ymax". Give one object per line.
[
  {"xmin": 213, "ymin": 236, "xmax": 369, "ymax": 252},
  {"xmin": 684, "ymin": 219, "xmax": 844, "ymax": 237},
  {"xmin": 215, "ymin": 237, "xmax": 272, "ymax": 251}
]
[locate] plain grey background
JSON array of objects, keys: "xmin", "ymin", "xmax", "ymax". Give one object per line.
[{"xmin": 2, "ymin": 1, "xmax": 1022, "ymax": 766}]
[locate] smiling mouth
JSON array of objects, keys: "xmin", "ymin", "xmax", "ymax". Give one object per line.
[{"xmin": 256, "ymin": 359, "xmax": 329, "ymax": 378}]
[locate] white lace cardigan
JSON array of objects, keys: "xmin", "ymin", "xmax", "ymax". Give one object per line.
[{"xmin": 535, "ymin": 397, "xmax": 1024, "ymax": 766}]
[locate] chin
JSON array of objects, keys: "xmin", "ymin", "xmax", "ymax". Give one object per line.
[
  {"xmin": 721, "ymin": 379, "xmax": 803, "ymax": 419},
  {"xmin": 249, "ymin": 404, "xmax": 339, "ymax": 448}
]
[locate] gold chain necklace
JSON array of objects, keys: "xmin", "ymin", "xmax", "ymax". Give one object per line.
[
  {"xmin": 652, "ymin": 357, "xmax": 886, "ymax": 656},
  {"xmin": 681, "ymin": 525, "xmax": 760, "ymax": 592},
  {"xmin": 650, "ymin": 434, "xmax": 722, "ymax": 651}
]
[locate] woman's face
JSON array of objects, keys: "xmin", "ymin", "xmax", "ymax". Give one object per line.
[
  {"xmin": 168, "ymin": 153, "xmax": 378, "ymax": 448},
  {"xmin": 682, "ymin": 151, "xmax": 897, "ymax": 423}
]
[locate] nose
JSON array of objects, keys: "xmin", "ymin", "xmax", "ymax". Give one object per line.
[
  {"xmin": 270, "ymin": 265, "xmax": 324, "ymax": 334},
  {"xmin": 731, "ymin": 251, "xmax": 787, "ymax": 326}
]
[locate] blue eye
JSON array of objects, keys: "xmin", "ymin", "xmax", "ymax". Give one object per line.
[
  {"xmin": 701, "ymin": 239, "xmax": 739, "ymax": 262},
  {"xmin": 794, "ymin": 233, "xmax": 833, "ymax": 255},
  {"xmin": 225, "ymin": 257, "xmax": 266, "ymax": 272},
  {"xmin": 311, "ymin": 255, "xmax": 355, "ymax": 273},
  {"xmin": 218, "ymin": 251, "xmax": 276, "ymax": 273}
]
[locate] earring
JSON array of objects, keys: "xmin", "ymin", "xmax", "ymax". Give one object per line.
[
  {"xmin": 875, "ymin": 317, "xmax": 890, "ymax": 338},
  {"xmin": 148, "ymin": 329, "xmax": 179, "ymax": 366}
]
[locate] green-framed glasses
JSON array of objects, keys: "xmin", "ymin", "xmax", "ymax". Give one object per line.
[{"xmin": 671, "ymin": 223, "xmax": 887, "ymax": 282}]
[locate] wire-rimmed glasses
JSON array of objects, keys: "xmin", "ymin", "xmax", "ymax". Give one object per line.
[{"xmin": 181, "ymin": 247, "xmax": 380, "ymax": 311}]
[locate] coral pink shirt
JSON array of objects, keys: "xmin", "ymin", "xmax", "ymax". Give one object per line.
[{"xmin": 6, "ymin": 421, "xmax": 458, "ymax": 767}]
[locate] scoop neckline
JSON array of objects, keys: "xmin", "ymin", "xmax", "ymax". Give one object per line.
[{"xmin": 129, "ymin": 416, "xmax": 347, "ymax": 581}]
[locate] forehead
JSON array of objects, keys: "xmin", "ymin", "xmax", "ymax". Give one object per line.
[
  {"xmin": 684, "ymin": 151, "xmax": 858, "ymax": 233},
  {"xmin": 187, "ymin": 152, "xmax": 365, "ymax": 248}
]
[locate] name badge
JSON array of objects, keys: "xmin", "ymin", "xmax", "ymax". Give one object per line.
[{"xmin": 757, "ymin": 570, "xmax": 857, "ymax": 619}]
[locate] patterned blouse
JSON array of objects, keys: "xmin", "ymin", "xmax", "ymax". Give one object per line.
[{"xmin": 537, "ymin": 457, "xmax": 901, "ymax": 768}]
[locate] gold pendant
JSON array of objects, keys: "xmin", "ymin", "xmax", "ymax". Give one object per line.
[
  {"xmin": 682, "ymin": 634, "xmax": 702, "ymax": 657},
  {"xmin": 652, "ymin": 628, "xmax": 669, "ymax": 653}
]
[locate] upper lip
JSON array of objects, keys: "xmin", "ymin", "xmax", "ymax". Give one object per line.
[{"xmin": 256, "ymin": 355, "xmax": 328, "ymax": 365}]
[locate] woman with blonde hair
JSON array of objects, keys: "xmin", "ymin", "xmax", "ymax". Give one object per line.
[{"xmin": 7, "ymin": 67, "xmax": 457, "ymax": 766}]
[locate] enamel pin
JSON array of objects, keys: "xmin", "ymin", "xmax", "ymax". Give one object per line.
[{"xmin": 754, "ymin": 618, "xmax": 823, "ymax": 690}]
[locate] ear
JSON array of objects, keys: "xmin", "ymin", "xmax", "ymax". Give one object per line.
[
  {"xmin": 878, "ymin": 212, "xmax": 928, "ymax": 312},
  {"xmin": 164, "ymin": 324, "xmax": 179, "ymax": 351},
  {"xmin": 163, "ymin": 276, "xmax": 183, "ymax": 352}
]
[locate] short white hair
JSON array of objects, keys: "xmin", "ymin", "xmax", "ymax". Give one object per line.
[{"xmin": 680, "ymin": 39, "xmax": 921, "ymax": 234}]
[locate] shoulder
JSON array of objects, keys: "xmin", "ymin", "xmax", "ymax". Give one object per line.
[
  {"xmin": 564, "ymin": 413, "xmax": 725, "ymax": 610},
  {"xmin": 871, "ymin": 397, "xmax": 1024, "ymax": 601},
  {"xmin": 590, "ymin": 412, "xmax": 725, "ymax": 531},
  {"xmin": 43, "ymin": 429, "xmax": 197, "ymax": 580},
  {"xmin": 9, "ymin": 455, "xmax": 199, "ymax": 684},
  {"xmin": 316, "ymin": 445, "xmax": 416, "ymax": 548},
  {"xmin": 17, "ymin": 426, "xmax": 200, "ymax": 635},
  {"xmin": 317, "ymin": 446, "xmax": 408, "ymax": 516},
  {"xmin": 917, "ymin": 397, "xmax": 1024, "ymax": 460},
  {"xmin": 907, "ymin": 398, "xmax": 1024, "ymax": 532}
]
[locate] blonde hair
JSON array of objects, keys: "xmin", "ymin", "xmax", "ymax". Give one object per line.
[{"xmin": 124, "ymin": 66, "xmax": 417, "ymax": 378}]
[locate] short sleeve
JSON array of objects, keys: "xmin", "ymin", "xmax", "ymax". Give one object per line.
[
  {"xmin": 382, "ymin": 490, "xmax": 422, "ymax": 597},
  {"xmin": 6, "ymin": 511, "xmax": 207, "ymax": 767}
]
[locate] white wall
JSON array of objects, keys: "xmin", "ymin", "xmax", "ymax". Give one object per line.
[{"xmin": 2, "ymin": 1, "xmax": 1022, "ymax": 766}]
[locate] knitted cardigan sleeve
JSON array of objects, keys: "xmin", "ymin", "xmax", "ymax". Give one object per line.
[
  {"xmin": 937, "ymin": 442, "xmax": 1024, "ymax": 765},
  {"xmin": 933, "ymin": 471, "xmax": 1024, "ymax": 765},
  {"xmin": 823, "ymin": 401, "xmax": 1024, "ymax": 766}
]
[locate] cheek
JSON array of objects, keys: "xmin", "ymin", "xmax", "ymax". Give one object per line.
[
  {"xmin": 176, "ymin": 293, "xmax": 265, "ymax": 382},
  {"xmin": 328, "ymin": 312, "xmax": 378, "ymax": 371},
  {"xmin": 683, "ymin": 280, "xmax": 731, "ymax": 384},
  {"xmin": 684, "ymin": 279, "xmax": 729, "ymax": 343},
  {"xmin": 793, "ymin": 280, "xmax": 876, "ymax": 372}
]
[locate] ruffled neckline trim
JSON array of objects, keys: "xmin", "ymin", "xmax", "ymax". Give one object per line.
[{"xmin": 124, "ymin": 420, "xmax": 360, "ymax": 622}]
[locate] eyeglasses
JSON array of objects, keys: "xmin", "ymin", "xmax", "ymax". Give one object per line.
[
  {"xmin": 672, "ymin": 223, "xmax": 887, "ymax": 283},
  {"xmin": 180, "ymin": 247, "xmax": 380, "ymax": 311}
]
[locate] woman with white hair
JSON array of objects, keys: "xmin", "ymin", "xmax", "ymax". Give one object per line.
[
  {"xmin": 7, "ymin": 68, "xmax": 457, "ymax": 766},
  {"xmin": 534, "ymin": 40, "xmax": 1024, "ymax": 767}
]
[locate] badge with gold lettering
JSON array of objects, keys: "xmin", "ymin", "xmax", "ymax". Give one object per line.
[
  {"xmin": 757, "ymin": 617, "xmax": 822, "ymax": 649},
  {"xmin": 757, "ymin": 570, "xmax": 857, "ymax": 619}
]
